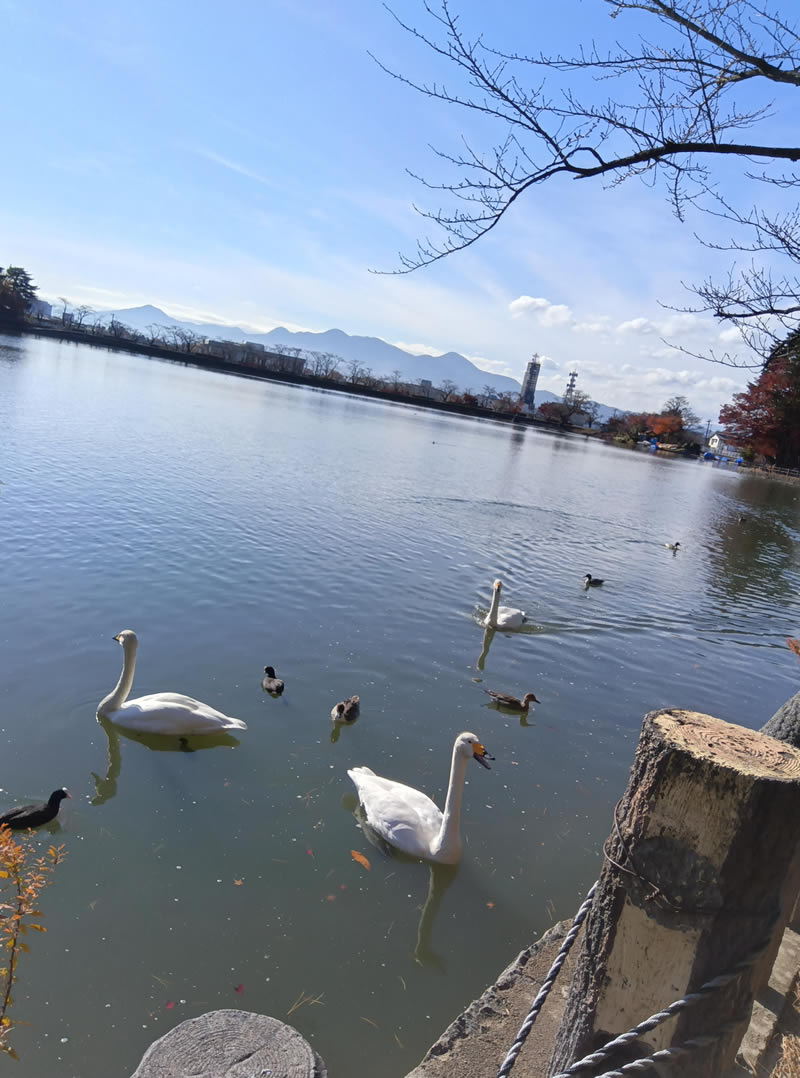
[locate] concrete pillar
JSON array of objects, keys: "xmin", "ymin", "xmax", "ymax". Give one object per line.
[
  {"xmin": 548, "ymin": 709, "xmax": 800, "ymax": 1078},
  {"xmin": 131, "ymin": 1008, "xmax": 326, "ymax": 1077}
]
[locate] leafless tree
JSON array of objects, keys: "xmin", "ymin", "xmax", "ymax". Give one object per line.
[
  {"xmin": 72, "ymin": 305, "xmax": 93, "ymax": 326},
  {"xmin": 144, "ymin": 323, "xmax": 168, "ymax": 346},
  {"xmin": 583, "ymin": 400, "xmax": 601, "ymax": 428},
  {"xmin": 439, "ymin": 378, "xmax": 459, "ymax": 400},
  {"xmin": 493, "ymin": 391, "xmax": 520, "ymax": 412},
  {"xmin": 108, "ymin": 317, "xmax": 131, "ymax": 338},
  {"xmin": 307, "ymin": 350, "xmax": 339, "ymax": 377},
  {"xmin": 347, "ymin": 358, "xmax": 365, "ymax": 384},
  {"xmin": 171, "ymin": 327, "xmax": 199, "ymax": 353},
  {"xmin": 389, "ymin": 367, "xmax": 404, "ymax": 389},
  {"xmin": 377, "ymin": 0, "xmax": 800, "ymax": 365}
]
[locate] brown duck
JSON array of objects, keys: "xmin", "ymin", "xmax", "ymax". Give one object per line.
[{"xmin": 484, "ymin": 690, "xmax": 539, "ymax": 712}]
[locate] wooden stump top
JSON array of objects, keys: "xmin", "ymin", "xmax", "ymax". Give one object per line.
[
  {"xmin": 131, "ymin": 1008, "xmax": 326, "ymax": 1077},
  {"xmin": 653, "ymin": 710, "xmax": 800, "ymax": 781}
]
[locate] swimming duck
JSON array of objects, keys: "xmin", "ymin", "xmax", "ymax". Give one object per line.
[
  {"xmin": 484, "ymin": 690, "xmax": 540, "ymax": 712},
  {"xmin": 665, "ymin": 542, "xmax": 681, "ymax": 551},
  {"xmin": 261, "ymin": 666, "xmax": 284, "ymax": 695},
  {"xmin": 483, "ymin": 579, "xmax": 526, "ymax": 630},
  {"xmin": 97, "ymin": 630, "xmax": 247, "ymax": 734},
  {"xmin": 583, "ymin": 574, "xmax": 604, "ymax": 587},
  {"xmin": 347, "ymin": 732, "xmax": 493, "ymax": 863},
  {"xmin": 0, "ymin": 789, "xmax": 70, "ymax": 830},
  {"xmin": 331, "ymin": 695, "xmax": 360, "ymax": 723}
]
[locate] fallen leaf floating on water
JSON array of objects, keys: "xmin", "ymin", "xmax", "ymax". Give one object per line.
[
  {"xmin": 233, "ymin": 879, "xmax": 243, "ymax": 887},
  {"xmin": 234, "ymin": 984, "xmax": 244, "ymax": 995},
  {"xmin": 306, "ymin": 848, "xmax": 314, "ymax": 857},
  {"xmin": 164, "ymin": 1001, "xmax": 176, "ymax": 1010},
  {"xmin": 486, "ymin": 901, "xmax": 495, "ymax": 909},
  {"xmin": 350, "ymin": 850, "xmax": 371, "ymax": 871},
  {"xmin": 787, "ymin": 638, "xmax": 800, "ymax": 660}
]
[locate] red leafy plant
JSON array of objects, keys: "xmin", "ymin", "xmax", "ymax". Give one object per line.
[{"xmin": 0, "ymin": 824, "xmax": 65, "ymax": 1058}]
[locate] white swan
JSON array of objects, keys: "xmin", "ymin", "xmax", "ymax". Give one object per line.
[
  {"xmin": 97, "ymin": 630, "xmax": 247, "ymax": 734},
  {"xmin": 347, "ymin": 732, "xmax": 493, "ymax": 864},
  {"xmin": 484, "ymin": 578, "xmax": 526, "ymax": 629}
]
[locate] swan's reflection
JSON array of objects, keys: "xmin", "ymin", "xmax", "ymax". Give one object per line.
[
  {"xmin": 344, "ymin": 795, "xmax": 459, "ymax": 970},
  {"xmin": 477, "ymin": 626, "xmax": 496, "ymax": 671},
  {"xmin": 414, "ymin": 862, "xmax": 458, "ymax": 970},
  {"xmin": 91, "ymin": 715, "xmax": 242, "ymax": 805}
]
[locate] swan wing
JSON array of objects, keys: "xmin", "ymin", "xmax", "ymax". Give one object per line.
[
  {"xmin": 109, "ymin": 693, "xmax": 247, "ymax": 734},
  {"xmin": 348, "ymin": 769, "xmax": 442, "ymax": 859},
  {"xmin": 497, "ymin": 605, "xmax": 526, "ymax": 629}
]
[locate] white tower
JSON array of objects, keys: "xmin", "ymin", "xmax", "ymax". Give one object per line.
[{"xmin": 520, "ymin": 354, "xmax": 542, "ymax": 409}]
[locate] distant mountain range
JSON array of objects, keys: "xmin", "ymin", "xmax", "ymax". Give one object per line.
[{"xmin": 96, "ymin": 304, "xmax": 620, "ymax": 420}]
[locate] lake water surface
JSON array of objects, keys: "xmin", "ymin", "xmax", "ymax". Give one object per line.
[{"xmin": 2, "ymin": 333, "xmax": 800, "ymax": 1077}]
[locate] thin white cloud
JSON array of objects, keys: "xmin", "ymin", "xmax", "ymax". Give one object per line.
[
  {"xmin": 390, "ymin": 339, "xmax": 447, "ymax": 356},
  {"xmin": 573, "ymin": 320, "xmax": 611, "ymax": 335},
  {"xmin": 189, "ymin": 147, "xmax": 275, "ymax": 187}
]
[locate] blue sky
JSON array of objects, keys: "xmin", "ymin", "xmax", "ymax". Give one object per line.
[{"xmin": 2, "ymin": 0, "xmax": 785, "ymax": 420}]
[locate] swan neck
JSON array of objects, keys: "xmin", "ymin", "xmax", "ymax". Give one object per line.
[
  {"xmin": 98, "ymin": 639, "xmax": 136, "ymax": 715},
  {"xmin": 432, "ymin": 744, "xmax": 470, "ymax": 861},
  {"xmin": 486, "ymin": 586, "xmax": 500, "ymax": 627}
]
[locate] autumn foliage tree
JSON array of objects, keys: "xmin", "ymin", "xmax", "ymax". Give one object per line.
[
  {"xmin": 0, "ymin": 826, "xmax": 65, "ymax": 1058},
  {"xmin": 719, "ymin": 330, "xmax": 800, "ymax": 468}
]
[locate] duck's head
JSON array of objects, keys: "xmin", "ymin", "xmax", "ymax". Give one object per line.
[
  {"xmin": 583, "ymin": 574, "xmax": 592, "ymax": 583},
  {"xmin": 113, "ymin": 629, "xmax": 138, "ymax": 648},
  {"xmin": 49, "ymin": 789, "xmax": 71, "ymax": 805},
  {"xmin": 522, "ymin": 693, "xmax": 540, "ymax": 706},
  {"xmin": 457, "ymin": 732, "xmax": 494, "ymax": 769},
  {"xmin": 264, "ymin": 666, "xmax": 277, "ymax": 678}
]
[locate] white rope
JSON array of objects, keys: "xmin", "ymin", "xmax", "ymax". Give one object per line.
[{"xmin": 495, "ymin": 882, "xmax": 597, "ymax": 1078}]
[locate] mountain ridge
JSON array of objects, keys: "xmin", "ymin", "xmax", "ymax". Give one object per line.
[{"xmin": 96, "ymin": 304, "xmax": 621, "ymax": 420}]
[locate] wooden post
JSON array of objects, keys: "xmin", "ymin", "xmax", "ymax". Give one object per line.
[
  {"xmin": 131, "ymin": 1009, "xmax": 326, "ymax": 1077},
  {"xmin": 548, "ymin": 709, "xmax": 800, "ymax": 1078}
]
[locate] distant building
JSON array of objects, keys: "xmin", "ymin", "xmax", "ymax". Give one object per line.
[
  {"xmin": 708, "ymin": 432, "xmax": 741, "ymax": 457},
  {"xmin": 520, "ymin": 354, "xmax": 541, "ymax": 410}
]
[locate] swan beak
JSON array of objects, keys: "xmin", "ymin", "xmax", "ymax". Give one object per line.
[
  {"xmin": 112, "ymin": 633, "xmax": 121, "ymax": 641},
  {"xmin": 473, "ymin": 743, "xmax": 494, "ymax": 769}
]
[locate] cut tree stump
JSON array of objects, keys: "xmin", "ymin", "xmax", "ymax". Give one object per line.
[
  {"xmin": 548, "ymin": 709, "xmax": 800, "ymax": 1078},
  {"xmin": 131, "ymin": 1008, "xmax": 326, "ymax": 1077}
]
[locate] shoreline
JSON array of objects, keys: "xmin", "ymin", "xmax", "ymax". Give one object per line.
[{"xmin": 0, "ymin": 318, "xmax": 572, "ymax": 434}]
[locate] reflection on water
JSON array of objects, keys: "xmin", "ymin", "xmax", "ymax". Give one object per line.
[
  {"xmin": 90, "ymin": 715, "xmax": 242, "ymax": 805},
  {"xmin": 476, "ymin": 626, "xmax": 496, "ymax": 670},
  {"xmin": 2, "ymin": 335, "xmax": 800, "ymax": 1078},
  {"xmin": 415, "ymin": 864, "xmax": 458, "ymax": 971},
  {"xmin": 347, "ymin": 798, "xmax": 459, "ymax": 970}
]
